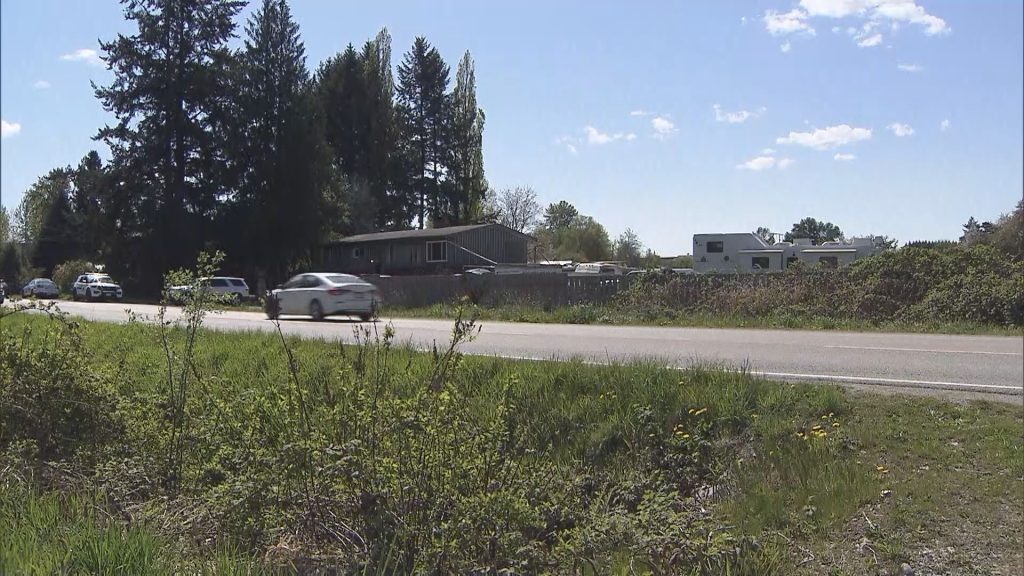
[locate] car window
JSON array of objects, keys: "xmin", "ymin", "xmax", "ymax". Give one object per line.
[
  {"xmin": 228, "ymin": 279, "xmax": 247, "ymax": 287},
  {"xmin": 282, "ymin": 275, "xmax": 303, "ymax": 290},
  {"xmin": 301, "ymin": 275, "xmax": 322, "ymax": 288},
  {"xmin": 210, "ymin": 278, "xmax": 229, "ymax": 287},
  {"xmin": 94, "ymin": 276, "xmax": 114, "ymax": 284},
  {"xmin": 325, "ymin": 274, "xmax": 363, "ymax": 284}
]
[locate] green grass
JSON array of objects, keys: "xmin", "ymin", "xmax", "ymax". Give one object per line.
[
  {"xmin": 1, "ymin": 311, "xmax": 1021, "ymax": 574},
  {"xmin": 0, "ymin": 479, "xmax": 264, "ymax": 575},
  {"xmin": 382, "ymin": 302, "xmax": 1024, "ymax": 336}
]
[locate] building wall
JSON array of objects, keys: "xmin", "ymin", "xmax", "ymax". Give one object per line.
[
  {"xmin": 451, "ymin": 226, "xmax": 528, "ymax": 266},
  {"xmin": 693, "ymin": 233, "xmax": 768, "ymax": 273},
  {"xmin": 322, "ymin": 224, "xmax": 529, "ymax": 275},
  {"xmin": 693, "ymin": 233, "xmax": 879, "ymax": 273}
]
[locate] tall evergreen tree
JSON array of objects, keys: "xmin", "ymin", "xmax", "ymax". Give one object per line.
[
  {"xmin": 32, "ymin": 186, "xmax": 78, "ymax": 275},
  {"xmin": 397, "ymin": 37, "xmax": 450, "ymax": 229},
  {"xmin": 94, "ymin": 0, "xmax": 244, "ymax": 291},
  {"xmin": 445, "ymin": 51, "xmax": 487, "ymax": 225},
  {"xmin": 361, "ymin": 29, "xmax": 406, "ymax": 229},
  {"xmin": 70, "ymin": 151, "xmax": 110, "ymax": 261},
  {"xmin": 228, "ymin": 0, "xmax": 327, "ymax": 287},
  {"xmin": 0, "ymin": 206, "xmax": 10, "ymax": 243}
]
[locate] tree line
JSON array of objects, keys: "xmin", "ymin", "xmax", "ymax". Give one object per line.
[{"xmin": 1, "ymin": 0, "xmax": 487, "ymax": 294}]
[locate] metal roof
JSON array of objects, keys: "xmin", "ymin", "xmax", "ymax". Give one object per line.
[
  {"xmin": 800, "ymin": 248, "xmax": 858, "ymax": 253},
  {"xmin": 328, "ymin": 224, "xmax": 495, "ymax": 244}
]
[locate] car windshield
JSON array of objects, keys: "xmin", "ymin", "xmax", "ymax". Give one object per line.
[
  {"xmin": 325, "ymin": 274, "xmax": 365, "ymax": 285},
  {"xmin": 93, "ymin": 276, "xmax": 114, "ymax": 284}
]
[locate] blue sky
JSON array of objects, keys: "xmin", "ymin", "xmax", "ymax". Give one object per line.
[{"xmin": 2, "ymin": 0, "xmax": 1021, "ymax": 254}]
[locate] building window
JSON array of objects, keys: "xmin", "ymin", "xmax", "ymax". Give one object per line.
[
  {"xmin": 819, "ymin": 256, "xmax": 839, "ymax": 268},
  {"xmin": 706, "ymin": 241, "xmax": 724, "ymax": 253},
  {"xmin": 751, "ymin": 256, "xmax": 770, "ymax": 270},
  {"xmin": 352, "ymin": 247, "xmax": 364, "ymax": 259},
  {"xmin": 427, "ymin": 241, "xmax": 448, "ymax": 262}
]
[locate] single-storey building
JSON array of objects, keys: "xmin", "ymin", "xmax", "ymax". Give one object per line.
[
  {"xmin": 692, "ymin": 233, "xmax": 880, "ymax": 273},
  {"xmin": 322, "ymin": 223, "xmax": 531, "ymax": 275}
]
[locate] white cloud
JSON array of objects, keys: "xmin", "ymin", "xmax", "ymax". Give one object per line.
[
  {"xmin": 761, "ymin": 148, "xmax": 777, "ymax": 155},
  {"xmin": 777, "ymin": 157, "xmax": 795, "ymax": 169},
  {"xmin": 834, "ymin": 152, "xmax": 856, "ymax": 161},
  {"xmin": 897, "ymin": 63, "xmax": 922, "ymax": 72},
  {"xmin": 60, "ymin": 48, "xmax": 103, "ymax": 66},
  {"xmin": 585, "ymin": 126, "xmax": 613, "ymax": 145},
  {"xmin": 940, "ymin": 118, "xmax": 950, "ymax": 132},
  {"xmin": 764, "ymin": 9, "xmax": 815, "ymax": 36},
  {"xmin": 831, "ymin": 26, "xmax": 842, "ymax": 33},
  {"xmin": 887, "ymin": 122, "xmax": 914, "ymax": 137},
  {"xmin": 873, "ymin": 1, "xmax": 948, "ymax": 35},
  {"xmin": 33, "ymin": 80, "xmax": 51, "ymax": 89},
  {"xmin": 629, "ymin": 109, "xmax": 650, "ymax": 117},
  {"xmin": 794, "ymin": 0, "xmax": 949, "ymax": 44},
  {"xmin": 651, "ymin": 116, "xmax": 678, "ymax": 139},
  {"xmin": 800, "ymin": 0, "xmax": 870, "ymax": 19},
  {"xmin": 781, "ymin": 40, "xmax": 792, "ymax": 52},
  {"xmin": 582, "ymin": 125, "xmax": 635, "ymax": 145},
  {"xmin": 713, "ymin": 104, "xmax": 765, "ymax": 124},
  {"xmin": 1, "ymin": 119, "xmax": 22, "ymax": 139},
  {"xmin": 566, "ymin": 143, "xmax": 578, "ymax": 155},
  {"xmin": 857, "ymin": 33, "xmax": 883, "ymax": 47},
  {"xmin": 737, "ymin": 155, "xmax": 777, "ymax": 171},
  {"xmin": 777, "ymin": 124, "xmax": 872, "ymax": 150}
]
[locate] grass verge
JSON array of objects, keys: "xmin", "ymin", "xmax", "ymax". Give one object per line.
[
  {"xmin": 382, "ymin": 302, "xmax": 1024, "ymax": 336},
  {"xmin": 1, "ymin": 310, "xmax": 1021, "ymax": 574}
]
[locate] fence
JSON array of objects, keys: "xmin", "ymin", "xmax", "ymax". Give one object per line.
[
  {"xmin": 367, "ymin": 270, "xmax": 854, "ymax": 311},
  {"xmin": 367, "ymin": 273, "xmax": 637, "ymax": 309}
]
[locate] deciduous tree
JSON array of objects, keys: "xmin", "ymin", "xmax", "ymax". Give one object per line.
[{"xmin": 784, "ymin": 217, "xmax": 842, "ymax": 245}]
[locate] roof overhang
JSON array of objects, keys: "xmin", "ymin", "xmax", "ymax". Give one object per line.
[
  {"xmin": 738, "ymin": 249, "xmax": 785, "ymax": 253},
  {"xmin": 800, "ymin": 248, "xmax": 858, "ymax": 253}
]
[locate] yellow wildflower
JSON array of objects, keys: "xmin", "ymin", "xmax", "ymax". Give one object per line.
[
  {"xmin": 693, "ymin": 408, "xmax": 708, "ymax": 416},
  {"xmin": 832, "ymin": 422, "xmax": 840, "ymax": 428}
]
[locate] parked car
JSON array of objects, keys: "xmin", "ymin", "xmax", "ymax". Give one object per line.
[
  {"xmin": 168, "ymin": 276, "xmax": 251, "ymax": 305},
  {"xmin": 72, "ymin": 273, "xmax": 124, "ymax": 302},
  {"xmin": 0, "ymin": 280, "xmax": 6, "ymax": 304},
  {"xmin": 265, "ymin": 273, "xmax": 380, "ymax": 322},
  {"xmin": 22, "ymin": 278, "xmax": 60, "ymax": 299}
]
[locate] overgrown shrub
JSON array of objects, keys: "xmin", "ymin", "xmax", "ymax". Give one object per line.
[
  {"xmin": 51, "ymin": 259, "xmax": 95, "ymax": 293},
  {"xmin": 0, "ymin": 303, "xmax": 119, "ymax": 462},
  {"xmin": 613, "ymin": 244, "xmax": 1024, "ymax": 326}
]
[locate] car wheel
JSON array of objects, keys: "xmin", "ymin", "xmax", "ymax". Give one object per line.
[
  {"xmin": 309, "ymin": 299, "xmax": 324, "ymax": 322},
  {"xmin": 229, "ymin": 293, "xmax": 241, "ymax": 306}
]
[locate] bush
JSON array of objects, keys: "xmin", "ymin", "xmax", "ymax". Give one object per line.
[
  {"xmin": 612, "ymin": 244, "xmax": 1024, "ymax": 327},
  {"xmin": 52, "ymin": 259, "xmax": 96, "ymax": 293},
  {"xmin": 0, "ymin": 304, "xmax": 119, "ymax": 462}
]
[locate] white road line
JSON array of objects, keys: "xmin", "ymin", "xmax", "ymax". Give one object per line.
[
  {"xmin": 467, "ymin": 353, "xmax": 1022, "ymax": 396},
  {"xmin": 825, "ymin": 345, "xmax": 1021, "ymax": 356},
  {"xmin": 751, "ymin": 370, "xmax": 1022, "ymax": 394}
]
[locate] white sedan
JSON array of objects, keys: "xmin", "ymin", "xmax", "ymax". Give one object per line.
[{"xmin": 266, "ymin": 273, "xmax": 380, "ymax": 321}]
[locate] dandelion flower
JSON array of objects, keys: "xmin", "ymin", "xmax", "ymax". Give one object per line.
[{"xmin": 832, "ymin": 422, "xmax": 840, "ymax": 428}]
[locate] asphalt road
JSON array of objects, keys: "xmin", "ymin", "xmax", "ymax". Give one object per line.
[{"xmin": 13, "ymin": 300, "xmax": 1024, "ymax": 399}]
